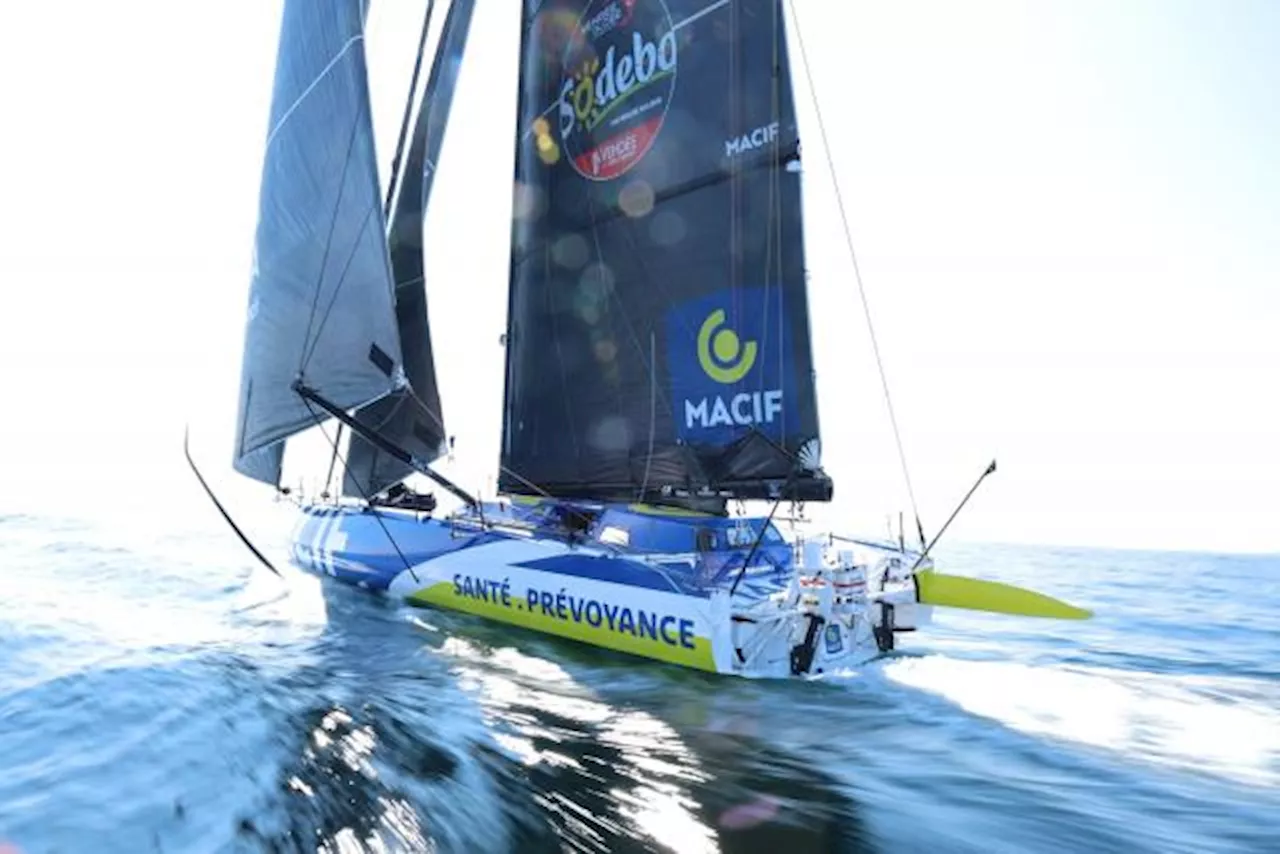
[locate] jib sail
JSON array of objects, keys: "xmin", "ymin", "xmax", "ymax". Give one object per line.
[{"xmin": 232, "ymin": 0, "xmax": 405, "ymax": 486}]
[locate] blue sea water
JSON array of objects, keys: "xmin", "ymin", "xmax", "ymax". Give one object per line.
[{"xmin": 1, "ymin": 508, "xmax": 1276, "ymax": 853}]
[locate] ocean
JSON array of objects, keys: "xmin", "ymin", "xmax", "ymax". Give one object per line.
[{"xmin": 1, "ymin": 508, "xmax": 1276, "ymax": 853}]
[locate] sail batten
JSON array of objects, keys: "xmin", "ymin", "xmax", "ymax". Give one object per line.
[
  {"xmin": 499, "ymin": 0, "xmax": 829, "ymax": 506},
  {"xmin": 233, "ymin": 0, "xmax": 405, "ymax": 486}
]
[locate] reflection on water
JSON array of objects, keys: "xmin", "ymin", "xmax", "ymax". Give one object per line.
[
  {"xmin": 446, "ymin": 636, "xmax": 876, "ymax": 853},
  {"xmin": 230, "ymin": 580, "xmax": 876, "ymax": 853}
]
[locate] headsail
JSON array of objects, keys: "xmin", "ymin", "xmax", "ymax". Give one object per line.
[
  {"xmin": 343, "ymin": 0, "xmax": 477, "ymax": 498},
  {"xmin": 233, "ymin": 0, "xmax": 403, "ymax": 486},
  {"xmin": 499, "ymin": 0, "xmax": 830, "ymax": 507}
]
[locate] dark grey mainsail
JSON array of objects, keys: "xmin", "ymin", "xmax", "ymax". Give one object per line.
[
  {"xmin": 498, "ymin": 0, "xmax": 830, "ymax": 506},
  {"xmin": 232, "ymin": 0, "xmax": 406, "ymax": 486},
  {"xmin": 343, "ymin": 0, "xmax": 477, "ymax": 498}
]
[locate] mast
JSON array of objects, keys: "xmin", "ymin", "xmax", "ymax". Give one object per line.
[{"xmin": 497, "ymin": 0, "xmax": 830, "ymax": 508}]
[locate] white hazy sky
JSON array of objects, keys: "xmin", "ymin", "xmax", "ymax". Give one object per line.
[{"xmin": 0, "ymin": 1, "xmax": 1276, "ymax": 554}]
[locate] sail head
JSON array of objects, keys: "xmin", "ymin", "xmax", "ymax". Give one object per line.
[{"xmin": 498, "ymin": 0, "xmax": 830, "ymax": 506}]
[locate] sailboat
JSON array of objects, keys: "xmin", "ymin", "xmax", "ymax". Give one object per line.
[{"xmin": 222, "ymin": 0, "xmax": 1090, "ymax": 679}]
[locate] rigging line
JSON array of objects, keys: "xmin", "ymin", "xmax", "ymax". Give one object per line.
[
  {"xmin": 728, "ymin": 470, "xmax": 795, "ymax": 597},
  {"xmin": 596, "ymin": 202, "xmax": 683, "ymax": 422},
  {"xmin": 382, "ymin": 0, "xmax": 436, "ymax": 215},
  {"xmin": 497, "ymin": 463, "xmax": 555, "ymax": 500},
  {"xmin": 326, "ymin": 1, "xmax": 436, "ymax": 494},
  {"xmin": 327, "ymin": 357, "xmax": 414, "ymax": 499},
  {"xmin": 298, "ymin": 102, "xmax": 365, "ymax": 376},
  {"xmin": 787, "ymin": 0, "xmax": 925, "ymax": 546},
  {"xmin": 581, "ymin": 191, "xmax": 667, "ymax": 443},
  {"xmin": 325, "ymin": 422, "xmax": 344, "ymax": 499},
  {"xmin": 300, "ymin": 202, "xmax": 381, "ymax": 372},
  {"xmin": 559, "ymin": 166, "xmax": 675, "ymax": 473},
  {"xmin": 300, "ymin": 396, "xmax": 420, "ymax": 584},
  {"xmin": 729, "ymin": 0, "xmax": 740, "ymax": 322},
  {"xmin": 761, "ymin": 0, "xmax": 783, "ymax": 415},
  {"xmin": 298, "ymin": 381, "xmax": 478, "ymax": 508},
  {"xmin": 563, "ymin": 78, "xmax": 673, "ymax": 422},
  {"xmin": 402, "ymin": 382, "xmax": 556, "ymax": 504},
  {"xmin": 402, "ymin": 372, "xmax": 446, "ymax": 434},
  {"xmin": 566, "ymin": 129, "xmax": 699, "ymax": 426},
  {"xmin": 545, "ymin": 281, "xmax": 584, "ymax": 464},
  {"xmin": 323, "ymin": 428, "xmax": 342, "ymax": 498},
  {"xmin": 639, "ymin": 331, "xmax": 657, "ymax": 501}
]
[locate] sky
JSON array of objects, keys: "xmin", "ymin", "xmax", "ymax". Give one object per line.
[{"xmin": 0, "ymin": 0, "xmax": 1276, "ymax": 554}]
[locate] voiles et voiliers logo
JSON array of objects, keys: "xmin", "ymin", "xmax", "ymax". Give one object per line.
[{"xmin": 557, "ymin": 0, "xmax": 677, "ymax": 181}]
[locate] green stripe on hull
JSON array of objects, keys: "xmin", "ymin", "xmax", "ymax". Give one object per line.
[{"xmin": 406, "ymin": 582, "xmax": 718, "ymax": 672}]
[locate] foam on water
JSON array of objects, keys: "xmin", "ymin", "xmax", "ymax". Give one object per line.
[{"xmin": 883, "ymin": 655, "xmax": 1280, "ymax": 787}]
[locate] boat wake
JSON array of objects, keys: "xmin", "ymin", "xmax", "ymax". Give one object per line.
[{"xmin": 881, "ymin": 654, "xmax": 1280, "ymax": 788}]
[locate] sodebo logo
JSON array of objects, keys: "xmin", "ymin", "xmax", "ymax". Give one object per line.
[
  {"xmin": 557, "ymin": 0, "xmax": 677, "ymax": 181},
  {"xmin": 684, "ymin": 308, "xmax": 783, "ymax": 431}
]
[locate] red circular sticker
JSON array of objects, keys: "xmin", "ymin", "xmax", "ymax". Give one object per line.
[{"xmin": 556, "ymin": 0, "xmax": 678, "ymax": 181}]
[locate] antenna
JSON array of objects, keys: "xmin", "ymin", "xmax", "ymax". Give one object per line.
[{"xmin": 908, "ymin": 459, "xmax": 997, "ymax": 573}]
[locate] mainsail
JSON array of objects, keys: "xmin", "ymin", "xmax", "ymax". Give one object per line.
[
  {"xmin": 343, "ymin": 0, "xmax": 476, "ymax": 498},
  {"xmin": 233, "ymin": 0, "xmax": 404, "ymax": 486},
  {"xmin": 499, "ymin": 0, "xmax": 830, "ymax": 506}
]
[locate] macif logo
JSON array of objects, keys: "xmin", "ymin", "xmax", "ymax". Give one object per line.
[
  {"xmin": 697, "ymin": 309, "xmax": 756, "ymax": 382},
  {"xmin": 679, "ymin": 306, "xmax": 784, "ymax": 434}
]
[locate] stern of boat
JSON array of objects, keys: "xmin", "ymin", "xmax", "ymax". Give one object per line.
[{"xmin": 724, "ymin": 533, "xmax": 930, "ymax": 679}]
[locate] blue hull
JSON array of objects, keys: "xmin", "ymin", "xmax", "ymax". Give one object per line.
[
  {"xmin": 282, "ymin": 496, "xmax": 933, "ymax": 677},
  {"xmin": 289, "ymin": 498, "xmax": 794, "ymax": 599}
]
